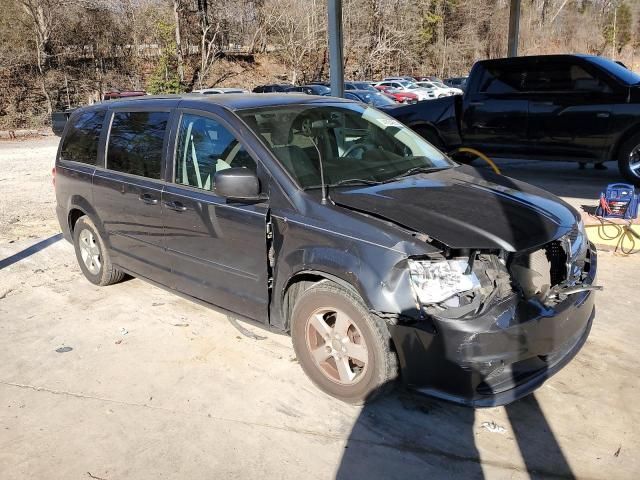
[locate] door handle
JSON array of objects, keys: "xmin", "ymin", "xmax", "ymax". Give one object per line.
[
  {"xmin": 469, "ymin": 101, "xmax": 484, "ymax": 106},
  {"xmin": 597, "ymin": 112, "xmax": 610, "ymax": 118},
  {"xmin": 139, "ymin": 193, "xmax": 158, "ymax": 205},
  {"xmin": 164, "ymin": 200, "xmax": 188, "ymax": 212},
  {"xmin": 532, "ymin": 101, "xmax": 553, "ymax": 106}
]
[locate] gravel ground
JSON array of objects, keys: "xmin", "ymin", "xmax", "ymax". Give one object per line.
[
  {"xmin": 0, "ymin": 137, "xmax": 639, "ymax": 479},
  {"xmin": 0, "ymin": 136, "xmax": 59, "ymax": 243}
]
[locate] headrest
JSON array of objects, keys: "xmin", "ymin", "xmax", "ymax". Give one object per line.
[{"xmin": 270, "ymin": 124, "xmax": 293, "ymax": 146}]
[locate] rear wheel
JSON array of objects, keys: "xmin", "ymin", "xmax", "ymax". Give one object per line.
[
  {"xmin": 73, "ymin": 216, "xmax": 124, "ymax": 286},
  {"xmin": 290, "ymin": 281, "xmax": 398, "ymax": 404},
  {"xmin": 618, "ymin": 132, "xmax": 640, "ymax": 187}
]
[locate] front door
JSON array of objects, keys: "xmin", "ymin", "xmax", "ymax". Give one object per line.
[
  {"xmin": 162, "ymin": 110, "xmax": 270, "ymax": 322},
  {"xmin": 461, "ymin": 60, "xmax": 529, "ymax": 157},
  {"xmin": 525, "ymin": 58, "xmax": 618, "ymax": 161}
]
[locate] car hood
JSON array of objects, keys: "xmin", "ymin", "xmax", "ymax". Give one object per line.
[{"xmin": 330, "ymin": 165, "xmax": 579, "ymax": 252}]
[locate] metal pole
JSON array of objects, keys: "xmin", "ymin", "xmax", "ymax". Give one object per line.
[
  {"xmin": 507, "ymin": 0, "xmax": 521, "ymax": 57},
  {"xmin": 328, "ymin": 0, "xmax": 344, "ymax": 97}
]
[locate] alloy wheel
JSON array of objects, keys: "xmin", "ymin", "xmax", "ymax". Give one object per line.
[
  {"xmin": 305, "ymin": 307, "xmax": 369, "ymax": 385},
  {"xmin": 79, "ymin": 229, "xmax": 101, "ymax": 275},
  {"xmin": 628, "ymin": 144, "xmax": 640, "ymax": 178}
]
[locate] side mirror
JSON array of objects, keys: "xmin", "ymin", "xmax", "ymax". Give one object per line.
[{"xmin": 214, "ymin": 167, "xmax": 262, "ymax": 201}]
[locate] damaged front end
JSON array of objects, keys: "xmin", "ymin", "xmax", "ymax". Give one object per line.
[{"xmin": 390, "ymin": 223, "xmax": 599, "ymax": 407}]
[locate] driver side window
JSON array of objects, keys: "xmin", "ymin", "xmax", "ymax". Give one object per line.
[{"xmin": 174, "ymin": 113, "xmax": 256, "ymax": 191}]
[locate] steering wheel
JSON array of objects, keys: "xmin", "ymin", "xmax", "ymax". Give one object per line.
[{"xmin": 341, "ymin": 143, "xmax": 375, "ymax": 159}]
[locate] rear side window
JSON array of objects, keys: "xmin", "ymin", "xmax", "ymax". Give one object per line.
[
  {"xmin": 59, "ymin": 110, "xmax": 105, "ymax": 164},
  {"xmin": 477, "ymin": 62, "xmax": 527, "ymax": 94},
  {"xmin": 107, "ymin": 111, "xmax": 169, "ymax": 179}
]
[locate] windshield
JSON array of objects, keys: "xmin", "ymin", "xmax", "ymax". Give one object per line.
[
  {"xmin": 238, "ymin": 104, "xmax": 453, "ymax": 189},
  {"xmin": 587, "ymin": 56, "xmax": 640, "ymax": 85}
]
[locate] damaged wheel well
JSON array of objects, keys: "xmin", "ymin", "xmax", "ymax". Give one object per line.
[{"xmin": 281, "ymin": 272, "xmax": 361, "ymax": 332}]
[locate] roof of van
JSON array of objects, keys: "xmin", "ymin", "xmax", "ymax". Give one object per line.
[{"xmin": 99, "ymin": 93, "xmax": 350, "ymax": 110}]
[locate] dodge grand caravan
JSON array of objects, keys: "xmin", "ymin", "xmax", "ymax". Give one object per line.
[{"xmin": 54, "ymin": 94, "xmax": 599, "ymax": 405}]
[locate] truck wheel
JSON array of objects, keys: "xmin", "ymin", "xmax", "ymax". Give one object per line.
[
  {"xmin": 413, "ymin": 125, "xmax": 443, "ymax": 150},
  {"xmin": 618, "ymin": 133, "xmax": 640, "ymax": 187},
  {"xmin": 73, "ymin": 216, "xmax": 124, "ymax": 286},
  {"xmin": 290, "ymin": 281, "xmax": 398, "ymax": 404}
]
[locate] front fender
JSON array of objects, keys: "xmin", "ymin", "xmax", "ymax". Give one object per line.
[{"xmin": 270, "ymin": 215, "xmax": 423, "ymax": 330}]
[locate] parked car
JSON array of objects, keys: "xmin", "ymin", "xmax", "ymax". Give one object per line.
[
  {"xmin": 375, "ymin": 81, "xmax": 432, "ymax": 101},
  {"xmin": 383, "ymin": 76, "xmax": 417, "ymax": 82},
  {"xmin": 444, "ymin": 76, "xmax": 468, "ymax": 91},
  {"xmin": 252, "ymin": 84, "xmax": 292, "ymax": 93},
  {"xmin": 382, "ymin": 89, "xmax": 419, "ymax": 104},
  {"xmin": 388, "ymin": 54, "xmax": 640, "ymax": 185},
  {"xmin": 344, "ymin": 81, "xmax": 378, "ymax": 92},
  {"xmin": 54, "ymin": 94, "xmax": 598, "ymax": 406},
  {"xmin": 415, "ymin": 81, "xmax": 462, "ymax": 97},
  {"xmin": 344, "ymin": 89, "xmax": 398, "ymax": 108},
  {"xmin": 193, "ymin": 87, "xmax": 249, "ymax": 94},
  {"xmin": 285, "ymin": 84, "xmax": 331, "ymax": 96},
  {"xmin": 416, "ymin": 76, "xmax": 443, "ymax": 83}
]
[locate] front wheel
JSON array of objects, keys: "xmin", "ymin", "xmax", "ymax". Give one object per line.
[
  {"xmin": 290, "ymin": 282, "xmax": 398, "ymax": 404},
  {"xmin": 618, "ymin": 133, "xmax": 640, "ymax": 187}
]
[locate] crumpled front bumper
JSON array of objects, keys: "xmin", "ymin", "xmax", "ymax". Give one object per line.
[{"xmin": 389, "ymin": 244, "xmax": 598, "ymax": 407}]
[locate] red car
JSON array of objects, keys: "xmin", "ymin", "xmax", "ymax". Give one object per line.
[{"xmin": 376, "ymin": 87, "xmax": 418, "ymax": 104}]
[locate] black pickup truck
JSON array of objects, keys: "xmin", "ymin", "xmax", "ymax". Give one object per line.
[{"xmin": 388, "ymin": 54, "xmax": 640, "ymax": 185}]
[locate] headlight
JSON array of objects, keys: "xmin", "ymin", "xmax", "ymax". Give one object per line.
[{"xmin": 408, "ymin": 258, "xmax": 480, "ymax": 305}]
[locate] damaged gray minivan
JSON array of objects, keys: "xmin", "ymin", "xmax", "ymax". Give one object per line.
[{"xmin": 54, "ymin": 94, "xmax": 599, "ymax": 405}]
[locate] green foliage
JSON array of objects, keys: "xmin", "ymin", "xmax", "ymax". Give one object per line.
[
  {"xmin": 603, "ymin": 2, "xmax": 633, "ymax": 53},
  {"xmin": 420, "ymin": 10, "xmax": 442, "ymax": 45},
  {"xmin": 146, "ymin": 19, "xmax": 184, "ymax": 94}
]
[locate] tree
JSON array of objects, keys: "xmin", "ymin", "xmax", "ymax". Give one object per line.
[
  {"xmin": 603, "ymin": 1, "xmax": 632, "ymax": 56},
  {"xmin": 19, "ymin": 0, "xmax": 56, "ymax": 114}
]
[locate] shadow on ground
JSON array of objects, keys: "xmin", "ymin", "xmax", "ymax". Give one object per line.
[
  {"xmin": 336, "ymin": 388, "xmax": 575, "ymax": 480},
  {"xmin": 0, "ymin": 233, "xmax": 63, "ymax": 269}
]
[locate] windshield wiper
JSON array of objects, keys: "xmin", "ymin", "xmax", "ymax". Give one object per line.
[
  {"xmin": 383, "ymin": 166, "xmax": 447, "ymax": 182},
  {"xmin": 331, "ymin": 178, "xmax": 382, "ymax": 187}
]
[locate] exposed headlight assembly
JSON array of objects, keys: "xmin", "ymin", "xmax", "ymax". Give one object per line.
[{"xmin": 408, "ymin": 258, "xmax": 481, "ymax": 305}]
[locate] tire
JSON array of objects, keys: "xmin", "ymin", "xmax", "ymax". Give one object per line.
[
  {"xmin": 73, "ymin": 216, "xmax": 124, "ymax": 286},
  {"xmin": 617, "ymin": 132, "xmax": 640, "ymax": 187},
  {"xmin": 290, "ymin": 281, "xmax": 398, "ymax": 404},
  {"xmin": 413, "ymin": 125, "xmax": 443, "ymax": 150}
]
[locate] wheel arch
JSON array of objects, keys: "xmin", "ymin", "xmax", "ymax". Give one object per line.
[
  {"xmin": 66, "ymin": 195, "xmax": 109, "ymax": 245},
  {"xmin": 610, "ymin": 123, "xmax": 640, "ymax": 161},
  {"xmin": 280, "ymin": 270, "xmax": 364, "ymax": 333}
]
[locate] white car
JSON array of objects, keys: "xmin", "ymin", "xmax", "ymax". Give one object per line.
[
  {"xmin": 374, "ymin": 81, "xmax": 434, "ymax": 101},
  {"xmin": 415, "ymin": 81, "xmax": 463, "ymax": 97},
  {"xmin": 192, "ymin": 87, "xmax": 249, "ymax": 95}
]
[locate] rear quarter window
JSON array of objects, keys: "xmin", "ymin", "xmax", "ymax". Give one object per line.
[
  {"xmin": 59, "ymin": 110, "xmax": 105, "ymax": 164},
  {"xmin": 106, "ymin": 111, "xmax": 169, "ymax": 179}
]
